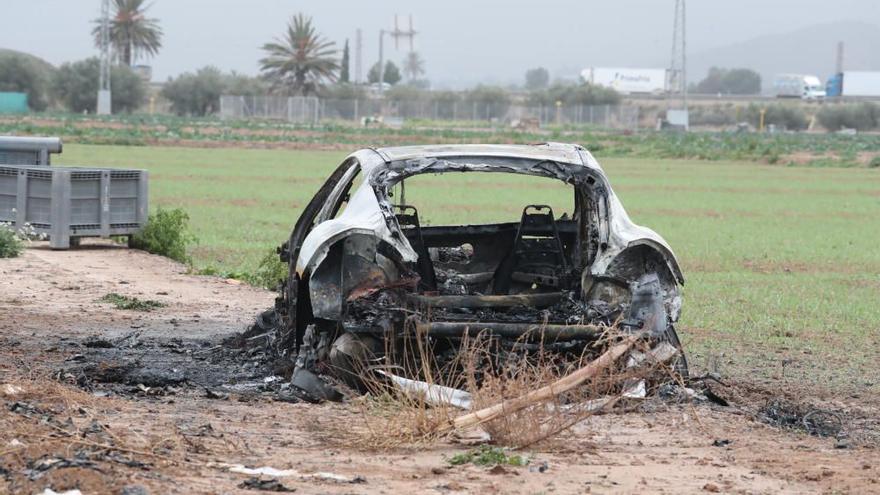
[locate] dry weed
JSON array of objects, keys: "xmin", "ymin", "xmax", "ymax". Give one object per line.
[{"xmin": 343, "ymin": 323, "xmax": 677, "ymax": 450}]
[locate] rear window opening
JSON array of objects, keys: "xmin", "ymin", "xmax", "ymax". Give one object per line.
[
  {"xmin": 390, "ymin": 172, "xmax": 574, "ymax": 225},
  {"xmin": 388, "ymin": 172, "xmax": 584, "ymax": 297}
]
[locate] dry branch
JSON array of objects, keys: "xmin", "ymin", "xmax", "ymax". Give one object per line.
[{"xmin": 446, "ymin": 338, "xmax": 635, "ymax": 432}]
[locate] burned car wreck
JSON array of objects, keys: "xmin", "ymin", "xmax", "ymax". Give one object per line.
[{"xmin": 269, "ymin": 143, "xmax": 686, "ymax": 400}]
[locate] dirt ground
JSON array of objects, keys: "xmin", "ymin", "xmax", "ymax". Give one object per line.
[{"xmin": 1, "ymin": 241, "xmax": 878, "ymax": 494}]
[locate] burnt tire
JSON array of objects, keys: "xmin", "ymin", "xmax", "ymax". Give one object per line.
[{"xmin": 329, "ymin": 332, "xmax": 383, "ymax": 392}]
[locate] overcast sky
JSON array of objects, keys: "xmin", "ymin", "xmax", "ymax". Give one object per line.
[{"xmin": 1, "ymin": 0, "xmax": 878, "ymax": 87}]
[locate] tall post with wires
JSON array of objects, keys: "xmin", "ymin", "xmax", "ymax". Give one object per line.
[
  {"xmin": 668, "ymin": 0, "xmax": 687, "ymax": 129},
  {"xmin": 377, "ymin": 15, "xmax": 416, "ymax": 96},
  {"xmin": 97, "ymin": 0, "xmax": 112, "ymax": 115},
  {"xmin": 355, "ymin": 28, "xmax": 363, "ymax": 85},
  {"xmin": 389, "ymin": 15, "xmax": 416, "ymax": 52}
]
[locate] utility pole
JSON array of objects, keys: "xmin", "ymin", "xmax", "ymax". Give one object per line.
[
  {"xmin": 97, "ymin": 0, "xmax": 112, "ymax": 115},
  {"xmin": 377, "ymin": 15, "xmax": 416, "ymax": 96},
  {"xmin": 355, "ymin": 28, "xmax": 363, "ymax": 84},
  {"xmin": 389, "ymin": 14, "xmax": 416, "ymax": 51},
  {"xmin": 668, "ymin": 0, "xmax": 687, "ymax": 129},
  {"xmin": 378, "ymin": 29, "xmax": 385, "ymax": 95}
]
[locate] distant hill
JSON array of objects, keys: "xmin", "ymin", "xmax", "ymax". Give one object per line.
[{"xmin": 688, "ymin": 21, "xmax": 880, "ymax": 92}]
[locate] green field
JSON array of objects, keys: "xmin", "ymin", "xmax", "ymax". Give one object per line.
[
  {"xmin": 57, "ymin": 144, "xmax": 880, "ymax": 391},
  {"xmin": 5, "ymin": 113, "xmax": 880, "ymax": 167}
]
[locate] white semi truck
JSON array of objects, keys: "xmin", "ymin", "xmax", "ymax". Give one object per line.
[
  {"xmin": 826, "ymin": 71, "xmax": 880, "ymax": 98},
  {"xmin": 773, "ymin": 74, "xmax": 826, "ymax": 99},
  {"xmin": 580, "ymin": 67, "xmax": 668, "ymax": 94}
]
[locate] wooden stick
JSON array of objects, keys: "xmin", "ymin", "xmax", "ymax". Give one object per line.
[{"xmin": 446, "ymin": 338, "xmax": 635, "ymax": 431}]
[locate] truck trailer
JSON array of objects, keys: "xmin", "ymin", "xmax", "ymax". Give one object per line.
[
  {"xmin": 580, "ymin": 67, "xmax": 668, "ymax": 94},
  {"xmin": 826, "ymin": 71, "xmax": 880, "ymax": 98},
  {"xmin": 773, "ymin": 74, "xmax": 825, "ymax": 99}
]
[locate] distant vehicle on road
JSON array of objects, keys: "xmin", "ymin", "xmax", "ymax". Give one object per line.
[
  {"xmin": 826, "ymin": 71, "xmax": 880, "ymax": 98},
  {"xmin": 580, "ymin": 67, "xmax": 668, "ymax": 94},
  {"xmin": 773, "ymin": 74, "xmax": 825, "ymax": 99}
]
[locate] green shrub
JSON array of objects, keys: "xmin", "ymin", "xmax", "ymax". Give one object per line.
[
  {"xmin": 129, "ymin": 208, "xmax": 197, "ymax": 264},
  {"xmin": 197, "ymin": 248, "xmax": 287, "ymax": 290},
  {"xmin": 0, "ymin": 49, "xmax": 55, "ymax": 111},
  {"xmin": 52, "ymin": 58, "xmax": 146, "ymax": 113},
  {"xmin": 463, "ymin": 85, "xmax": 512, "ymax": 120},
  {"xmin": 0, "ymin": 223, "xmax": 23, "ymax": 258},
  {"xmin": 528, "ymin": 82, "xmax": 620, "ymax": 107},
  {"xmin": 816, "ymin": 103, "xmax": 880, "ymax": 132},
  {"xmin": 448, "ymin": 446, "xmax": 528, "ymax": 467},
  {"xmin": 688, "ymin": 105, "xmax": 737, "ymax": 127},
  {"xmin": 367, "ymin": 61, "xmax": 402, "ymax": 85},
  {"xmin": 869, "ymin": 156, "xmax": 880, "ymax": 169},
  {"xmin": 242, "ymin": 249, "xmax": 288, "ymax": 289},
  {"xmin": 694, "ymin": 67, "xmax": 761, "ymax": 95},
  {"xmin": 746, "ymin": 104, "xmax": 809, "ymax": 131},
  {"xmin": 161, "ymin": 66, "xmax": 225, "ymax": 116},
  {"xmin": 319, "ymin": 83, "xmax": 368, "ymax": 100},
  {"xmin": 161, "ymin": 67, "xmax": 268, "ymax": 117},
  {"xmin": 384, "ymin": 84, "xmax": 430, "ymax": 102}
]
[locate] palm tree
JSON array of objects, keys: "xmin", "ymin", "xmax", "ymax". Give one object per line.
[
  {"xmin": 92, "ymin": 0, "xmax": 163, "ymax": 66},
  {"xmin": 402, "ymin": 52, "xmax": 425, "ymax": 82},
  {"xmin": 259, "ymin": 14, "xmax": 339, "ymax": 96}
]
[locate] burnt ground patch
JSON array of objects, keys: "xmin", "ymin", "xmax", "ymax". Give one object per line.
[
  {"xmin": 42, "ymin": 313, "xmax": 880, "ymax": 452},
  {"xmin": 54, "ymin": 329, "xmax": 295, "ymax": 402}
]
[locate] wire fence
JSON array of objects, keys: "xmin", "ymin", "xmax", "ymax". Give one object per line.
[
  {"xmin": 219, "ymin": 95, "xmax": 641, "ymax": 130},
  {"xmin": 219, "ymin": 95, "xmax": 320, "ymax": 123}
]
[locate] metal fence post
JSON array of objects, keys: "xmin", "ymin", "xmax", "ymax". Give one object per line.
[
  {"xmin": 15, "ymin": 169, "xmax": 26, "ymax": 228},
  {"xmin": 137, "ymin": 171, "xmax": 149, "ymax": 226},
  {"xmin": 100, "ymin": 171, "xmax": 110, "ymax": 234},
  {"xmin": 49, "ymin": 170, "xmax": 70, "ymax": 249}
]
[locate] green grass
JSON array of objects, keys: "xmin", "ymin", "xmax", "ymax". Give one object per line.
[
  {"xmin": 99, "ymin": 293, "xmax": 166, "ymax": 311},
  {"xmin": 57, "ymin": 144, "xmax": 880, "ymax": 392},
  {"xmin": 448, "ymin": 446, "xmax": 528, "ymax": 467}
]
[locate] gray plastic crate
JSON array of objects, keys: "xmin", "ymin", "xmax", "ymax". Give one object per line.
[
  {"xmin": 0, "ymin": 165, "xmax": 148, "ymax": 249},
  {"xmin": 0, "ymin": 136, "xmax": 63, "ymax": 165}
]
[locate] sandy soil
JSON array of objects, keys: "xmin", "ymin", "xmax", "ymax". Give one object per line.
[{"xmin": 1, "ymin": 241, "xmax": 878, "ymax": 494}]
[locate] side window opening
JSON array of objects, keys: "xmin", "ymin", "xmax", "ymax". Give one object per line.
[{"xmin": 316, "ymin": 161, "xmax": 363, "ymax": 222}]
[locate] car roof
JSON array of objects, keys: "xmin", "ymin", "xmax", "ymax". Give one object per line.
[{"xmin": 373, "ymin": 143, "xmax": 589, "ymax": 166}]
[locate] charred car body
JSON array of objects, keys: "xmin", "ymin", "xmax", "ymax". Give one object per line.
[{"xmin": 274, "ymin": 143, "xmax": 686, "ymax": 399}]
